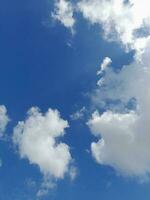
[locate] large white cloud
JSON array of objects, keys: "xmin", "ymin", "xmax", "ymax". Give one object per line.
[
  {"xmin": 52, "ymin": 0, "xmax": 150, "ymax": 51},
  {"xmin": 13, "ymin": 107, "xmax": 73, "ymax": 179},
  {"xmin": 52, "ymin": 0, "xmax": 75, "ymax": 31},
  {"xmin": 78, "ymin": 0, "xmax": 150, "ymax": 50},
  {"xmin": 88, "ymin": 37, "xmax": 150, "ymax": 178},
  {"xmin": 0, "ymin": 105, "xmax": 9, "ymax": 137},
  {"xmin": 51, "ymin": 0, "xmax": 150, "ymax": 179}
]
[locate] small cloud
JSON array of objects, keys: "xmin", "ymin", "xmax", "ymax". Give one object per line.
[
  {"xmin": 37, "ymin": 178, "xmax": 56, "ymax": 198},
  {"xmin": 0, "ymin": 105, "xmax": 9, "ymax": 137},
  {"xmin": 69, "ymin": 166, "xmax": 77, "ymax": 181},
  {"xmin": 85, "ymin": 149, "xmax": 90, "ymax": 154},
  {"xmin": 70, "ymin": 106, "xmax": 86, "ymax": 121},
  {"xmin": 52, "ymin": 0, "xmax": 75, "ymax": 33},
  {"xmin": 106, "ymin": 181, "xmax": 112, "ymax": 189},
  {"xmin": 0, "ymin": 159, "xmax": 2, "ymax": 167},
  {"xmin": 97, "ymin": 57, "xmax": 112, "ymax": 75},
  {"xmin": 26, "ymin": 178, "xmax": 36, "ymax": 189}
]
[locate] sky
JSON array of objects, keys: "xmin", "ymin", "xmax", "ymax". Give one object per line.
[{"xmin": 1, "ymin": 0, "xmax": 150, "ymax": 199}]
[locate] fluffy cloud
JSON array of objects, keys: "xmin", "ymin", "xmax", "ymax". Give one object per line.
[
  {"xmin": 51, "ymin": 0, "xmax": 150, "ymax": 179},
  {"xmin": 53, "ymin": 0, "xmax": 150, "ymax": 51},
  {"xmin": 13, "ymin": 107, "xmax": 74, "ymax": 179},
  {"xmin": 52, "ymin": 0, "xmax": 75, "ymax": 30},
  {"xmin": 0, "ymin": 105, "xmax": 9, "ymax": 137},
  {"xmin": 88, "ymin": 37, "xmax": 150, "ymax": 178},
  {"xmin": 78, "ymin": 0, "xmax": 150, "ymax": 50},
  {"xmin": 83, "ymin": 0, "xmax": 150, "ymax": 179}
]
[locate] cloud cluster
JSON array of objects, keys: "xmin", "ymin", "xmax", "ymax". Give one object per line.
[
  {"xmin": 52, "ymin": 0, "xmax": 150, "ymax": 179},
  {"xmin": 52, "ymin": 0, "xmax": 75, "ymax": 31},
  {"xmin": 78, "ymin": 0, "xmax": 150, "ymax": 49},
  {"xmin": 88, "ymin": 37, "xmax": 150, "ymax": 178},
  {"xmin": 52, "ymin": 0, "xmax": 150, "ymax": 52},
  {"xmin": 13, "ymin": 107, "xmax": 73, "ymax": 179}
]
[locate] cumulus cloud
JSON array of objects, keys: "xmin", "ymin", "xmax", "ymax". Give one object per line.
[
  {"xmin": 52, "ymin": 0, "xmax": 75, "ymax": 31},
  {"xmin": 51, "ymin": 0, "xmax": 150, "ymax": 179},
  {"xmin": 13, "ymin": 107, "xmax": 74, "ymax": 180},
  {"xmin": 82, "ymin": 0, "xmax": 150, "ymax": 179},
  {"xmin": 0, "ymin": 105, "xmax": 9, "ymax": 137},
  {"xmin": 88, "ymin": 37, "xmax": 150, "ymax": 178},
  {"xmin": 78, "ymin": 0, "xmax": 150, "ymax": 50},
  {"xmin": 52, "ymin": 0, "xmax": 150, "ymax": 51}
]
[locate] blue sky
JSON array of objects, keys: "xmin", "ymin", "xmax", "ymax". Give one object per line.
[{"xmin": 1, "ymin": 0, "xmax": 150, "ymax": 199}]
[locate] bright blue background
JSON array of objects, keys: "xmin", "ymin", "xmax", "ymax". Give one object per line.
[{"xmin": 0, "ymin": 0, "xmax": 149, "ymax": 199}]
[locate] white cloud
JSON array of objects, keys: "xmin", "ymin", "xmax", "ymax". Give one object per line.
[
  {"xmin": 78, "ymin": 0, "xmax": 150, "ymax": 51},
  {"xmin": 97, "ymin": 57, "xmax": 112, "ymax": 76},
  {"xmin": 52, "ymin": 0, "xmax": 75, "ymax": 31},
  {"xmin": 51, "ymin": 0, "xmax": 150, "ymax": 179},
  {"xmin": 13, "ymin": 107, "xmax": 74, "ymax": 180},
  {"xmin": 0, "ymin": 105, "xmax": 9, "ymax": 137},
  {"xmin": 88, "ymin": 37, "xmax": 150, "ymax": 178},
  {"xmin": 52, "ymin": 0, "xmax": 150, "ymax": 51}
]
